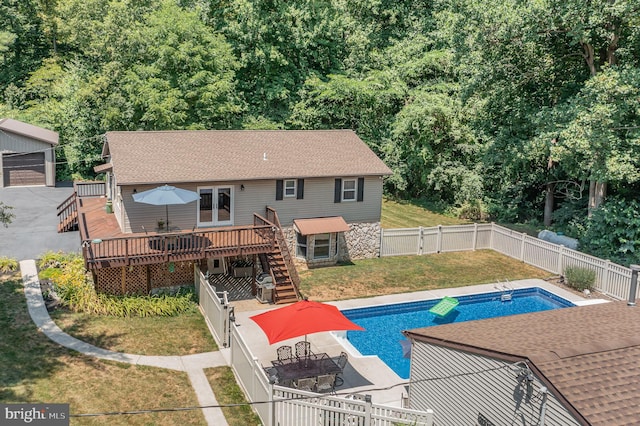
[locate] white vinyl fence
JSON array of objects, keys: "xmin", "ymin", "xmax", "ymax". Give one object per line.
[
  {"xmin": 381, "ymin": 223, "xmax": 635, "ymax": 301},
  {"xmin": 273, "ymin": 388, "xmax": 434, "ymax": 426},
  {"xmin": 229, "ymin": 320, "xmax": 435, "ymax": 426},
  {"xmin": 195, "ymin": 268, "xmax": 231, "ymax": 347}
]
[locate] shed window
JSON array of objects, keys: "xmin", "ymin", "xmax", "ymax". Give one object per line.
[
  {"xmin": 314, "ymin": 233, "xmax": 331, "ymax": 259},
  {"xmin": 296, "ymin": 232, "xmax": 307, "ymax": 258},
  {"xmin": 284, "ymin": 179, "xmax": 296, "ymax": 197}
]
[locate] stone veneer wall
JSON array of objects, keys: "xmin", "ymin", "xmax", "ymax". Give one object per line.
[{"xmin": 282, "ymin": 222, "xmax": 381, "ymax": 266}]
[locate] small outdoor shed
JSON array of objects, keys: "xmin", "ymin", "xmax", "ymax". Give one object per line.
[{"xmin": 0, "ymin": 118, "xmax": 58, "ymax": 187}]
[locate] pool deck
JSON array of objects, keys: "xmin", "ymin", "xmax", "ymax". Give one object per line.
[{"xmin": 232, "ymin": 279, "xmax": 604, "ymax": 407}]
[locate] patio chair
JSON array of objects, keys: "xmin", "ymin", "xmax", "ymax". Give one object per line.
[
  {"xmin": 316, "ymin": 374, "xmax": 336, "ymax": 394},
  {"xmin": 277, "ymin": 345, "xmax": 294, "ymax": 364},
  {"xmin": 294, "ymin": 377, "xmax": 317, "ymax": 392},
  {"xmin": 334, "ymin": 351, "xmax": 348, "ymax": 387},
  {"xmin": 295, "ymin": 341, "xmax": 314, "ymax": 359},
  {"xmin": 264, "ymin": 367, "xmax": 279, "ymax": 384}
]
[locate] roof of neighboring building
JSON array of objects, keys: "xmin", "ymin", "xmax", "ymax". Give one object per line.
[
  {"xmin": 103, "ymin": 130, "xmax": 392, "ymax": 185},
  {"xmin": 404, "ymin": 301, "xmax": 640, "ymax": 425},
  {"xmin": 0, "ymin": 118, "xmax": 59, "ymax": 145}
]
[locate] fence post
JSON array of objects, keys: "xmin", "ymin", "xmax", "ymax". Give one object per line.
[
  {"xmin": 426, "ymin": 408, "xmax": 435, "ymax": 426},
  {"xmin": 489, "ymin": 222, "xmax": 495, "ymax": 250},
  {"xmin": 557, "ymin": 246, "xmax": 564, "ymax": 275},
  {"xmin": 436, "ymin": 225, "xmax": 442, "ymax": 253},
  {"xmin": 472, "ymin": 223, "xmax": 478, "ymax": 251},
  {"xmin": 268, "ymin": 381, "xmax": 275, "ymax": 426},
  {"xmin": 519, "ymin": 232, "xmax": 526, "ymax": 261},
  {"xmin": 379, "ymin": 227, "xmax": 384, "ymax": 258},
  {"xmin": 418, "ymin": 227, "xmax": 423, "ymax": 255},
  {"xmin": 602, "ymin": 260, "xmax": 610, "ymax": 291},
  {"xmin": 364, "ymin": 395, "xmax": 372, "ymax": 426}
]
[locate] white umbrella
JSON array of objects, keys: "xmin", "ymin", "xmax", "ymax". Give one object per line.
[{"xmin": 132, "ymin": 185, "xmax": 199, "ymax": 228}]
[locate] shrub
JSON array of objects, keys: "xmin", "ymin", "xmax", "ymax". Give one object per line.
[
  {"xmin": 564, "ymin": 266, "xmax": 596, "ymax": 292},
  {"xmin": 38, "ymin": 251, "xmax": 78, "ymax": 269},
  {"xmin": 0, "ymin": 256, "xmax": 19, "ymax": 272},
  {"xmin": 456, "ymin": 199, "xmax": 489, "ymax": 221},
  {"xmin": 41, "ymin": 252, "xmax": 197, "ymax": 317}
]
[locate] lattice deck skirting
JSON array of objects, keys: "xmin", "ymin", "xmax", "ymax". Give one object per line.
[{"xmin": 94, "ymin": 260, "xmax": 198, "ymax": 295}]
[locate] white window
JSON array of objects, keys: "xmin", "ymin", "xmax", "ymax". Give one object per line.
[
  {"xmin": 342, "ymin": 179, "xmax": 357, "ymax": 201},
  {"xmin": 284, "ymin": 179, "xmax": 296, "ymax": 197},
  {"xmin": 296, "ymin": 232, "xmax": 307, "ymax": 258},
  {"xmin": 313, "ymin": 233, "xmax": 331, "ymax": 259}
]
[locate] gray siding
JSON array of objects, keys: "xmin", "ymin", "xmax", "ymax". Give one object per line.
[
  {"xmin": 409, "ymin": 342, "xmax": 580, "ymax": 426},
  {"xmin": 117, "ymin": 176, "xmax": 384, "ymax": 233},
  {"xmin": 0, "ymin": 131, "xmax": 55, "ymax": 186}
]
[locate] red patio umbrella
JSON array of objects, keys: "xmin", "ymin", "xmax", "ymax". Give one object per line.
[{"xmin": 250, "ymin": 300, "xmax": 364, "ymax": 345}]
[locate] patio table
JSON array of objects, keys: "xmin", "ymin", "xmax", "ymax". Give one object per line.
[{"xmin": 271, "ymin": 353, "xmax": 341, "ymax": 384}]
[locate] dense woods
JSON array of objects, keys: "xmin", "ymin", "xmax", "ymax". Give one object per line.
[{"xmin": 1, "ymin": 0, "xmax": 640, "ymax": 265}]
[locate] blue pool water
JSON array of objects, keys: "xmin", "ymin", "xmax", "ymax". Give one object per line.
[{"xmin": 343, "ymin": 288, "xmax": 574, "ymax": 379}]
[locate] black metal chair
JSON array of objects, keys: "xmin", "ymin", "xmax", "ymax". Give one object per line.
[
  {"xmin": 277, "ymin": 345, "xmax": 294, "ymax": 364},
  {"xmin": 294, "ymin": 377, "xmax": 316, "ymax": 392},
  {"xmin": 295, "ymin": 341, "xmax": 314, "ymax": 359},
  {"xmin": 334, "ymin": 351, "xmax": 348, "ymax": 387},
  {"xmin": 316, "ymin": 374, "xmax": 336, "ymax": 394}
]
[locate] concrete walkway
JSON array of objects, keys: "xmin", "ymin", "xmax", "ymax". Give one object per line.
[{"xmin": 20, "ymin": 260, "xmax": 228, "ymax": 426}]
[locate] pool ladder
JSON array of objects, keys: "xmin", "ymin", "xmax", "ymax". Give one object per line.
[{"xmin": 496, "ymin": 280, "xmax": 513, "ymax": 302}]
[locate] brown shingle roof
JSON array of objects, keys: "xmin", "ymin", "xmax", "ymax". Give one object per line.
[
  {"xmin": 405, "ymin": 301, "xmax": 640, "ymax": 425},
  {"xmin": 104, "ymin": 130, "xmax": 392, "ymax": 185},
  {"xmin": 0, "ymin": 118, "xmax": 59, "ymax": 145}
]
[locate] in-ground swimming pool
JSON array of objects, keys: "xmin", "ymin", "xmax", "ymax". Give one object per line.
[{"xmin": 342, "ymin": 287, "xmax": 574, "ymax": 379}]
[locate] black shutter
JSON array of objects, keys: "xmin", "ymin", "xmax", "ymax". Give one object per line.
[
  {"xmin": 276, "ymin": 180, "xmax": 283, "ymax": 200},
  {"xmin": 297, "ymin": 179, "xmax": 304, "ymax": 199},
  {"xmin": 334, "ymin": 178, "xmax": 342, "ymax": 203},
  {"xmin": 357, "ymin": 177, "xmax": 364, "ymax": 202}
]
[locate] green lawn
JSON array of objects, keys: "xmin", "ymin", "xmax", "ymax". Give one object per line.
[
  {"xmin": 381, "ymin": 198, "xmax": 468, "ymax": 228},
  {"xmin": 206, "ymin": 367, "xmax": 262, "ymax": 426},
  {"xmin": 300, "ymin": 250, "xmax": 551, "ymax": 301},
  {"xmin": 0, "ymin": 274, "xmax": 205, "ymax": 425},
  {"xmin": 50, "ymin": 309, "xmax": 217, "ymax": 355}
]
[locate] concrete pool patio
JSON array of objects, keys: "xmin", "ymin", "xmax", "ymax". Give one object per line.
[{"xmin": 231, "ymin": 278, "xmax": 604, "ymax": 407}]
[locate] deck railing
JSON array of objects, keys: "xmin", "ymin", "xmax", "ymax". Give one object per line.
[
  {"xmin": 81, "ymin": 225, "xmax": 276, "ymax": 270},
  {"xmin": 265, "ymin": 206, "xmax": 302, "ymax": 292},
  {"xmin": 56, "ymin": 192, "xmax": 78, "ymax": 232},
  {"xmin": 74, "ymin": 181, "xmax": 106, "ymax": 198}
]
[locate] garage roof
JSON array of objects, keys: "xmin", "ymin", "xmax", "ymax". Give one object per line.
[{"xmin": 0, "ymin": 118, "xmax": 59, "ymax": 145}]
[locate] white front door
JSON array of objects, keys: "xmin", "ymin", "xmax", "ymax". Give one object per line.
[{"xmin": 197, "ymin": 186, "xmax": 234, "ymax": 227}]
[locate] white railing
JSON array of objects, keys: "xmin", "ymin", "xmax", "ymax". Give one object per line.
[
  {"xmin": 230, "ymin": 324, "xmax": 274, "ymax": 423},
  {"xmin": 195, "ymin": 267, "xmax": 231, "ymax": 347},
  {"xmin": 273, "ymin": 388, "xmax": 434, "ymax": 426},
  {"xmin": 380, "ymin": 223, "xmax": 635, "ymax": 301},
  {"xmin": 227, "ymin": 321, "xmax": 435, "ymax": 426}
]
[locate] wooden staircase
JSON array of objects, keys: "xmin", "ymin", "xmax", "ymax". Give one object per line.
[
  {"xmin": 257, "ymin": 207, "xmax": 302, "ymax": 304},
  {"xmin": 57, "ymin": 192, "xmax": 78, "ymax": 232}
]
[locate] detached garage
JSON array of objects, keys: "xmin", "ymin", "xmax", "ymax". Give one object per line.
[{"xmin": 0, "ymin": 118, "xmax": 58, "ymax": 187}]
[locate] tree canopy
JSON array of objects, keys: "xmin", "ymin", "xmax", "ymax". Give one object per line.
[{"xmin": 1, "ymin": 0, "xmax": 639, "ymax": 264}]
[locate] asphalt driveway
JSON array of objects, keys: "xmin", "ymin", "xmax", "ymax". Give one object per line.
[{"xmin": 0, "ymin": 183, "xmax": 81, "ymax": 260}]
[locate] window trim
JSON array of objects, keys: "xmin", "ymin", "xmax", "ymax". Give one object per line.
[
  {"xmin": 284, "ymin": 179, "xmax": 297, "ymax": 198},
  {"xmin": 342, "ymin": 179, "xmax": 357, "ymax": 202},
  {"xmin": 313, "ymin": 233, "xmax": 331, "ymax": 259},
  {"xmin": 296, "ymin": 232, "xmax": 307, "ymax": 258}
]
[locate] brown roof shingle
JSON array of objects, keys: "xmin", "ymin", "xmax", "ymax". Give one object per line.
[
  {"xmin": 0, "ymin": 118, "xmax": 59, "ymax": 145},
  {"xmin": 104, "ymin": 130, "xmax": 392, "ymax": 185},
  {"xmin": 405, "ymin": 301, "xmax": 640, "ymax": 425}
]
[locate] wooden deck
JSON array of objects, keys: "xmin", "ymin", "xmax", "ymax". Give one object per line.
[{"xmin": 78, "ymin": 197, "xmax": 277, "ymax": 270}]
